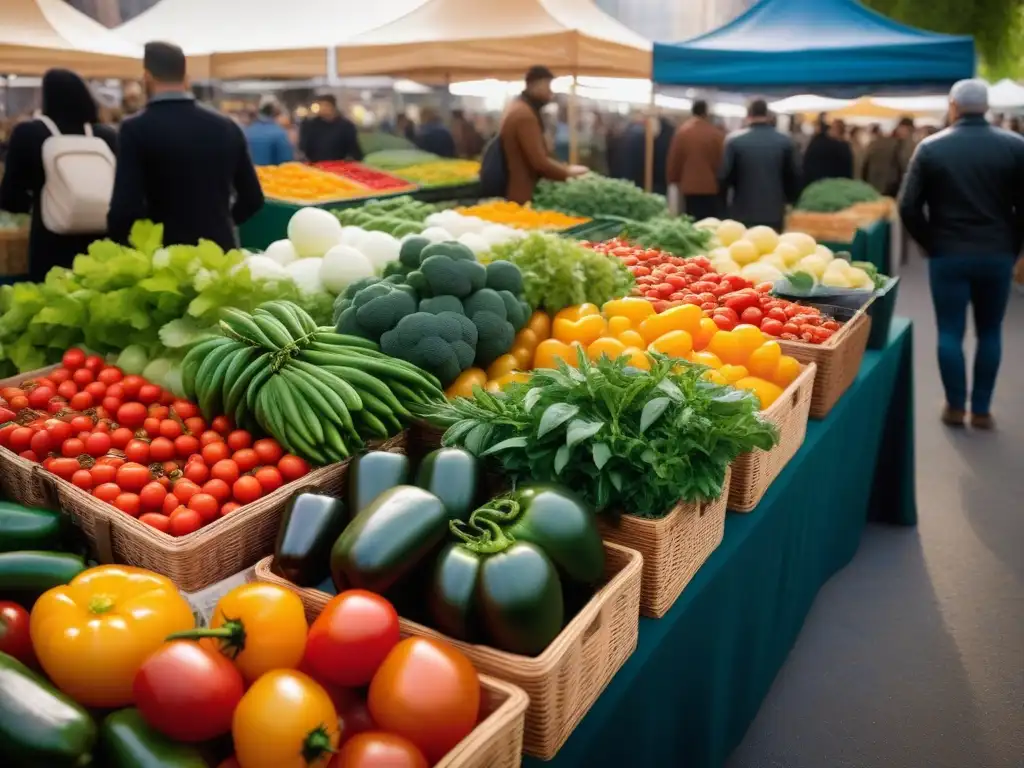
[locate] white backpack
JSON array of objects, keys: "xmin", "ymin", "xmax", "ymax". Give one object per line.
[{"xmin": 37, "ymin": 115, "xmax": 116, "ymax": 235}]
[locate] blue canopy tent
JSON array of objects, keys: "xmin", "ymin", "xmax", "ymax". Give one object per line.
[{"xmin": 651, "ymin": 0, "xmax": 975, "ymax": 94}]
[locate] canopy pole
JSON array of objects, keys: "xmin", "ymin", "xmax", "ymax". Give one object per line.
[
  {"xmin": 644, "ymin": 86, "xmax": 655, "ymax": 192},
  {"xmin": 568, "ymin": 75, "xmax": 579, "ymax": 165}
]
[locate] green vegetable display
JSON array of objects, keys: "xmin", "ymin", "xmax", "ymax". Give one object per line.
[
  {"xmin": 0, "ymin": 551, "xmax": 87, "ymax": 609},
  {"xmin": 358, "ymin": 131, "xmax": 417, "ymax": 155},
  {"xmin": 795, "ymin": 178, "xmax": 882, "ymax": 212},
  {"xmin": 273, "ymin": 492, "xmax": 349, "ymax": 588},
  {"xmin": 420, "ymin": 349, "xmax": 779, "ymax": 518},
  {"xmin": 623, "ymin": 216, "xmax": 714, "ymax": 258},
  {"xmin": 333, "ymin": 196, "xmax": 439, "ymax": 238},
  {"xmin": 0, "ymin": 503, "xmax": 62, "ymax": 553},
  {"xmin": 414, "ymin": 448, "xmax": 483, "ymax": 522},
  {"xmin": 533, "ymin": 175, "xmax": 668, "ymax": 222},
  {"xmin": 363, "ymin": 149, "xmax": 442, "ymax": 170},
  {"xmin": 483, "ymin": 232, "xmax": 634, "ymax": 314},
  {"xmin": 347, "ymin": 451, "xmax": 411, "ymax": 520}
]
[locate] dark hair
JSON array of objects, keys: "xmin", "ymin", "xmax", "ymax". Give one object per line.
[
  {"xmin": 316, "ymin": 94, "xmax": 337, "ymax": 108},
  {"xmin": 748, "ymin": 99, "xmax": 768, "ymax": 118},
  {"xmin": 692, "ymin": 99, "xmax": 708, "ymax": 117},
  {"xmin": 144, "ymin": 41, "xmax": 186, "ymax": 83},
  {"xmin": 41, "ymin": 69, "xmax": 98, "ymax": 126},
  {"xmin": 897, "ymin": 116, "xmax": 915, "ymax": 129},
  {"xmin": 525, "ymin": 65, "xmax": 555, "ymax": 85}
]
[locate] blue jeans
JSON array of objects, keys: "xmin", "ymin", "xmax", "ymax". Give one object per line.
[{"xmin": 928, "ymin": 254, "xmax": 1014, "ymax": 414}]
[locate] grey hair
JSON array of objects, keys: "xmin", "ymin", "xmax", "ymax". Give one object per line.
[{"xmin": 949, "ymin": 79, "xmax": 988, "ymax": 115}]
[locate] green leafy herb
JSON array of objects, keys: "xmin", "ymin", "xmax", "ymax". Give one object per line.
[
  {"xmin": 622, "ymin": 216, "xmax": 713, "ymax": 258},
  {"xmin": 533, "ymin": 175, "xmax": 668, "ymax": 222}
]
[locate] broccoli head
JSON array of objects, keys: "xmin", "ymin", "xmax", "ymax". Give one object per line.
[
  {"xmin": 399, "ymin": 236, "xmax": 432, "ymax": 269},
  {"xmin": 470, "ymin": 310, "xmax": 515, "ymax": 368},
  {"xmin": 420, "ymin": 242, "xmax": 476, "ymax": 262},
  {"xmin": 497, "ymin": 290, "xmax": 528, "ymax": 331},
  {"xmin": 485, "ymin": 260, "xmax": 524, "ymax": 294},
  {"xmin": 379, "ymin": 311, "xmax": 478, "ymax": 387},
  {"xmin": 420, "ymin": 295, "xmax": 465, "ymax": 316},
  {"xmin": 463, "ymin": 288, "xmax": 506, "ymax": 320},
  {"xmin": 407, "ymin": 254, "xmax": 486, "ymax": 298},
  {"xmin": 335, "ymin": 282, "xmax": 417, "ymax": 342},
  {"xmin": 382, "ymin": 261, "xmax": 411, "ymax": 279}
]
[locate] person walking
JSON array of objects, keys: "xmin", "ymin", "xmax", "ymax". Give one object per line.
[
  {"xmin": 494, "ymin": 65, "xmax": 587, "ymax": 204},
  {"xmin": 898, "ymin": 79, "xmax": 1024, "ymax": 428},
  {"xmin": 451, "ymin": 110, "xmax": 484, "ymax": 159},
  {"xmin": 244, "ymin": 96, "xmax": 293, "ymax": 166},
  {"xmin": 719, "ymin": 99, "xmax": 801, "ymax": 232},
  {"xmin": 0, "ymin": 69, "xmax": 118, "ymax": 281},
  {"xmin": 666, "ymin": 99, "xmax": 725, "ymax": 221},
  {"xmin": 414, "ymin": 107, "xmax": 456, "ymax": 158},
  {"xmin": 299, "ymin": 94, "xmax": 362, "ymax": 162},
  {"xmin": 848, "ymin": 126, "xmax": 867, "ymax": 179},
  {"xmin": 801, "ymin": 114, "xmax": 854, "ymax": 188},
  {"xmin": 107, "ymin": 42, "xmax": 263, "ymax": 251}
]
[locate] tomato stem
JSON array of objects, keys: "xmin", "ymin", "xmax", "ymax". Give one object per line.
[
  {"xmin": 166, "ymin": 617, "xmax": 246, "ymax": 658},
  {"xmin": 302, "ymin": 725, "xmax": 337, "ymax": 763}
]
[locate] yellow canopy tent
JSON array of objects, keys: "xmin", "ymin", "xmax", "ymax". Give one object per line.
[
  {"xmin": 803, "ymin": 96, "xmax": 936, "ymax": 121},
  {"xmin": 0, "ymin": 0, "xmax": 141, "ymax": 78}
]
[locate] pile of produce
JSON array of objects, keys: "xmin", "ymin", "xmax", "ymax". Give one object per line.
[
  {"xmin": 795, "ymin": 178, "xmax": 882, "ymax": 213},
  {"xmin": 333, "ymin": 238, "xmax": 531, "ymax": 387},
  {"xmin": 358, "ymin": 129, "xmax": 416, "ymax": 155},
  {"xmin": 420, "ymin": 351, "xmax": 778, "ymax": 516},
  {"xmin": 0, "ymin": 221, "xmax": 330, "ymax": 378},
  {"xmin": 533, "ymin": 175, "xmax": 667, "ymax": 222},
  {"xmin": 0, "ymin": 553, "xmax": 484, "ymax": 767},
  {"xmin": 0, "ymin": 346, "xmax": 311, "ymax": 534},
  {"xmin": 312, "ymin": 161, "xmax": 416, "ymax": 193},
  {"xmin": 482, "ymin": 232, "xmax": 634, "ymax": 315},
  {"xmin": 254, "ymin": 163, "xmax": 373, "ymax": 203},
  {"xmin": 363, "ymin": 148, "xmax": 442, "ymax": 170},
  {"xmin": 454, "ymin": 200, "xmax": 589, "ymax": 230},
  {"xmin": 274, "ymin": 448, "xmax": 605, "ymax": 655},
  {"xmin": 394, "ymin": 160, "xmax": 481, "ymax": 187},
  {"xmin": 586, "ymin": 240, "xmax": 842, "ymax": 344},
  {"xmin": 332, "ymin": 195, "xmax": 439, "ymax": 238},
  {"xmin": 623, "ymin": 215, "xmax": 713, "ymax": 258},
  {"xmin": 184, "ymin": 300, "xmax": 443, "ymax": 465}
]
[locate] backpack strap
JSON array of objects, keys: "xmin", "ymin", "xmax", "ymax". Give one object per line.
[
  {"xmin": 84, "ymin": 124, "xmax": 94, "ymax": 137},
  {"xmin": 37, "ymin": 115, "xmax": 60, "ymax": 136}
]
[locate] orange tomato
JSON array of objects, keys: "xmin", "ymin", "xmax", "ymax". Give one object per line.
[
  {"xmin": 484, "ymin": 380, "xmax": 502, "ymax": 393},
  {"xmin": 486, "ymin": 354, "xmax": 520, "ymax": 380},
  {"xmin": 513, "ymin": 327, "xmax": 539, "ymax": 352},
  {"xmin": 552, "ymin": 314, "xmax": 607, "ymax": 346},
  {"xmin": 719, "ymin": 364, "xmax": 750, "ymax": 384},
  {"xmin": 746, "ymin": 341, "xmax": 782, "ymax": 379},
  {"xmin": 690, "ymin": 350, "xmax": 723, "ymax": 368},
  {"xmin": 617, "ymin": 329, "xmax": 645, "ymax": 348},
  {"xmin": 648, "ymin": 330, "xmax": 693, "ymax": 359},
  {"xmin": 510, "ymin": 345, "xmax": 534, "ymax": 370},
  {"xmin": 621, "ymin": 347, "xmax": 651, "ymax": 371},
  {"xmin": 773, "ymin": 355, "xmax": 802, "ymax": 387},
  {"xmin": 492, "ymin": 371, "xmax": 531, "ymax": 390},
  {"xmin": 735, "ymin": 376, "xmax": 784, "ymax": 409},
  {"xmin": 332, "ymin": 732, "xmax": 428, "ymax": 768},
  {"xmin": 445, "ymin": 368, "xmax": 487, "ymax": 399},
  {"xmin": 587, "ymin": 337, "xmax": 627, "ymax": 362},
  {"xmin": 533, "ymin": 339, "xmax": 575, "ymax": 369},
  {"xmin": 527, "ymin": 311, "xmax": 551, "ymax": 340},
  {"xmin": 554, "ymin": 303, "xmax": 600, "ymax": 323},
  {"xmin": 692, "ymin": 317, "xmax": 719, "ymax": 350}
]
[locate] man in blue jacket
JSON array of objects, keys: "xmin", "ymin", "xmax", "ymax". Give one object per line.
[
  {"xmin": 899, "ymin": 79, "xmax": 1024, "ymax": 428},
  {"xmin": 245, "ymin": 96, "xmax": 293, "ymax": 166},
  {"xmin": 414, "ymin": 108, "xmax": 456, "ymax": 158}
]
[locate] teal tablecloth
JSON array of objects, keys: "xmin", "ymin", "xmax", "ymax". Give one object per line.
[
  {"xmin": 822, "ymin": 218, "xmax": 891, "ymax": 274},
  {"xmin": 524, "ymin": 317, "xmax": 916, "ymax": 768}
]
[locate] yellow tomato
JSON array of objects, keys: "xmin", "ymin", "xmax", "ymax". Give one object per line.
[
  {"xmin": 617, "ymin": 329, "xmax": 645, "ymax": 348},
  {"xmin": 607, "ymin": 315, "xmax": 633, "ymax": 336},
  {"xmin": 513, "ymin": 327, "xmax": 539, "ymax": 352},
  {"xmin": 773, "ymin": 355, "xmax": 802, "ymax": 387},
  {"xmin": 510, "ymin": 345, "xmax": 534, "ymax": 370},
  {"xmin": 746, "ymin": 341, "xmax": 782, "ymax": 379},
  {"xmin": 487, "ymin": 354, "xmax": 520, "ymax": 380},
  {"xmin": 554, "ymin": 303, "xmax": 600, "ymax": 323},
  {"xmin": 533, "ymin": 338, "xmax": 575, "ymax": 369},
  {"xmin": 233, "ymin": 670, "xmax": 339, "ymax": 768},
  {"xmin": 603, "ymin": 297, "xmax": 655, "ymax": 326},
  {"xmin": 621, "ymin": 347, "xmax": 651, "ymax": 370},
  {"xmin": 692, "ymin": 317, "xmax": 719, "ymax": 350},
  {"xmin": 735, "ymin": 376, "xmax": 785, "ymax": 409},
  {"xmin": 638, "ymin": 304, "xmax": 702, "ymax": 344},
  {"xmin": 484, "ymin": 380, "xmax": 502, "ymax": 393},
  {"xmin": 493, "ymin": 371, "xmax": 531, "ymax": 389},
  {"xmin": 690, "ymin": 350, "xmax": 723, "ymax": 369},
  {"xmin": 587, "ymin": 336, "xmax": 627, "ymax": 362},
  {"xmin": 703, "ymin": 369, "xmax": 728, "ymax": 385},
  {"xmin": 719, "ymin": 364, "xmax": 750, "ymax": 384},
  {"xmin": 445, "ymin": 368, "xmax": 487, "ymax": 399},
  {"xmin": 553, "ymin": 314, "xmax": 607, "ymax": 346},
  {"xmin": 706, "ymin": 331, "xmax": 748, "ymax": 366},
  {"xmin": 648, "ymin": 330, "xmax": 694, "ymax": 359},
  {"xmin": 527, "ymin": 310, "xmax": 551, "ymax": 340},
  {"xmin": 732, "ymin": 324, "xmax": 768, "ymax": 359}
]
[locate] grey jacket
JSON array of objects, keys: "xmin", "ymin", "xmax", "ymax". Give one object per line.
[{"xmin": 719, "ymin": 123, "xmax": 800, "ymax": 228}]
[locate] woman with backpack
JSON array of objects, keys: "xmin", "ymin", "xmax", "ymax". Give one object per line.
[{"xmin": 0, "ymin": 69, "xmax": 118, "ymax": 282}]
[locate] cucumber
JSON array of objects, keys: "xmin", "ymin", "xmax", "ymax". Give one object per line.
[
  {"xmin": 0, "ymin": 502, "xmax": 62, "ymax": 553},
  {"xmin": 0, "ymin": 651, "xmax": 97, "ymax": 767},
  {"xmin": 101, "ymin": 708, "xmax": 208, "ymax": 768},
  {"xmin": 0, "ymin": 551, "xmax": 86, "ymax": 608}
]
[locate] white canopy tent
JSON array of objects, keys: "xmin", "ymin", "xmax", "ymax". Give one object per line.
[
  {"xmin": 0, "ymin": 0, "xmax": 141, "ymax": 78},
  {"xmin": 772, "ymin": 79, "xmax": 1024, "ymax": 117}
]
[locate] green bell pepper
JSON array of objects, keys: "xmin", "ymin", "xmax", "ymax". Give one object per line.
[
  {"xmin": 348, "ymin": 451, "xmax": 411, "ymax": 519},
  {"xmin": 0, "ymin": 503, "xmax": 62, "ymax": 553},
  {"xmin": 0, "ymin": 651, "xmax": 96, "ymax": 767},
  {"xmin": 331, "ymin": 485, "xmax": 448, "ymax": 594},
  {"xmin": 273, "ymin": 491, "xmax": 348, "ymax": 587},
  {"xmin": 414, "ymin": 448, "xmax": 481, "ymax": 521},
  {"xmin": 101, "ymin": 708, "xmax": 207, "ymax": 768}
]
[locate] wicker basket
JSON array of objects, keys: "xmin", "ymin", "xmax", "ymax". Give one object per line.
[
  {"xmin": 407, "ymin": 417, "xmax": 447, "ymax": 459},
  {"xmin": 437, "ymin": 675, "xmax": 529, "ymax": 768},
  {"xmin": 0, "ymin": 227, "xmax": 29, "ymax": 277},
  {"xmin": 728, "ymin": 363, "xmax": 816, "ymax": 513},
  {"xmin": 786, "ymin": 198, "xmax": 893, "ymax": 243},
  {"xmin": 0, "ymin": 365, "xmax": 62, "ymax": 508},
  {"xmin": 598, "ymin": 467, "xmax": 729, "ymax": 619},
  {"xmin": 255, "ymin": 541, "xmax": 642, "ymax": 760},
  {"xmin": 778, "ymin": 309, "xmax": 871, "ymax": 419}
]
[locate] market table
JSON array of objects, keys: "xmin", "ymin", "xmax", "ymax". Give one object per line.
[
  {"xmin": 822, "ymin": 217, "xmax": 891, "ymax": 274},
  {"xmin": 524, "ymin": 317, "xmax": 916, "ymax": 768}
]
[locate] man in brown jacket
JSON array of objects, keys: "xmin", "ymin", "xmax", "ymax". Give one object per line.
[
  {"xmin": 499, "ymin": 66, "xmax": 587, "ymax": 203},
  {"xmin": 666, "ymin": 100, "xmax": 725, "ymax": 221}
]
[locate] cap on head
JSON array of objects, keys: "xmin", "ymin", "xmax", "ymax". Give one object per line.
[
  {"xmin": 949, "ymin": 78, "xmax": 988, "ymax": 115},
  {"xmin": 525, "ymin": 65, "xmax": 555, "ymax": 85},
  {"xmin": 143, "ymin": 41, "xmax": 186, "ymax": 83}
]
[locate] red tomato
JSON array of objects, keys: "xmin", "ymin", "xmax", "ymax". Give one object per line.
[
  {"xmin": 149, "ymin": 437, "xmax": 176, "ymax": 463},
  {"xmin": 278, "ymin": 455, "xmax": 310, "ymax": 482},
  {"xmin": 93, "ymin": 482, "xmax": 121, "ymax": 502},
  {"xmin": 253, "ymin": 439, "xmax": 283, "ymax": 465},
  {"xmin": 84, "ymin": 381, "xmax": 107, "ymax": 400},
  {"xmin": 211, "ymin": 415, "xmax": 232, "ymax": 435},
  {"xmin": 7, "ymin": 395, "xmax": 28, "ymax": 411},
  {"xmin": 782, "ymin": 322, "xmax": 800, "ymax": 335},
  {"xmin": 137, "ymin": 384, "xmax": 163, "ymax": 405},
  {"xmin": 761, "ymin": 319, "xmax": 784, "ymax": 336},
  {"xmin": 159, "ymin": 419, "xmax": 183, "ymax": 440},
  {"xmin": 134, "ymin": 640, "xmax": 245, "ymax": 742},
  {"xmin": 202, "ymin": 441, "xmax": 231, "ymax": 465},
  {"xmin": 148, "ymin": 404, "xmax": 170, "ymax": 420},
  {"xmin": 232, "ymin": 449, "xmax": 259, "ymax": 473},
  {"xmin": 115, "ymin": 462, "xmax": 151, "ymax": 493},
  {"xmin": 62, "ymin": 348, "xmax": 86, "ymax": 370},
  {"xmin": 219, "ymin": 502, "xmax": 241, "ymax": 517},
  {"xmin": 143, "ymin": 417, "xmax": 162, "ymax": 437},
  {"xmin": 232, "ymin": 476, "xmax": 262, "ymax": 505},
  {"xmin": 110, "ymin": 427, "xmax": 133, "ymax": 449},
  {"xmin": 61, "ymin": 437, "xmax": 85, "ymax": 458},
  {"xmin": 93, "ymin": 419, "xmax": 112, "ymax": 434},
  {"xmin": 29, "ymin": 430, "xmax": 51, "ymax": 457},
  {"xmin": 27, "ymin": 386, "xmax": 55, "ymax": 410},
  {"xmin": 101, "ymin": 396, "xmax": 122, "ymax": 414},
  {"xmin": 172, "ymin": 400, "xmax": 199, "ymax": 420},
  {"xmin": 49, "ymin": 368, "xmax": 71, "ymax": 384},
  {"xmin": 172, "ymin": 479, "xmax": 202, "ymax": 504},
  {"xmin": 368, "ymin": 638, "xmax": 480, "ymax": 763},
  {"xmin": 47, "ymin": 457, "xmax": 80, "ymax": 481},
  {"xmin": 225, "ymin": 430, "xmax": 251, "ymax": 451},
  {"xmin": 85, "ymin": 432, "xmax": 111, "ymax": 457},
  {"xmin": 162, "ymin": 493, "xmax": 181, "ymax": 516},
  {"xmin": 91, "ymin": 463, "xmax": 117, "ymax": 485},
  {"xmin": 174, "ymin": 434, "xmax": 200, "ymax": 459},
  {"xmin": 209, "ymin": 459, "xmax": 239, "ymax": 485},
  {"xmin": 56, "ymin": 380, "xmax": 79, "ymax": 401},
  {"xmin": 124, "ymin": 439, "xmax": 151, "ymax": 465},
  {"xmin": 97, "ymin": 367, "xmax": 123, "ymax": 386},
  {"xmin": 138, "ymin": 513, "xmax": 172, "ymax": 534},
  {"xmin": 332, "ymin": 733, "xmax": 428, "ymax": 768},
  {"xmin": 305, "ymin": 591, "xmax": 400, "ymax": 688},
  {"xmin": 712, "ymin": 314, "xmax": 736, "ymax": 331},
  {"xmin": 68, "ymin": 415, "xmax": 93, "ymax": 432},
  {"xmin": 183, "ymin": 417, "xmax": 206, "ymax": 435},
  {"xmin": 120, "ymin": 375, "xmax": 144, "ymax": 400},
  {"xmin": 0, "ymin": 602, "xmax": 35, "ymax": 665},
  {"xmin": 199, "ymin": 431, "xmax": 223, "ymax": 448},
  {"xmin": 183, "ymin": 461, "xmax": 209, "ymax": 485},
  {"xmin": 117, "ymin": 402, "xmax": 147, "ymax": 429},
  {"xmin": 169, "ymin": 506, "xmax": 202, "ymax": 536},
  {"xmin": 71, "ymin": 369, "xmax": 95, "ymax": 387},
  {"xmin": 188, "ymin": 493, "xmax": 220, "ymax": 524},
  {"xmin": 17, "ymin": 450, "xmax": 38, "ymax": 462},
  {"xmin": 113, "ymin": 493, "xmax": 141, "ymax": 516},
  {"xmin": 139, "ymin": 481, "xmax": 168, "ymax": 511},
  {"xmin": 254, "ymin": 466, "xmax": 283, "ymax": 494},
  {"xmin": 201, "ymin": 479, "xmax": 231, "ymax": 504},
  {"xmin": 47, "ymin": 397, "xmax": 68, "ymax": 415}
]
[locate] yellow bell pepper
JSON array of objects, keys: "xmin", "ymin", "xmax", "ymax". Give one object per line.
[
  {"xmin": 30, "ymin": 565, "xmax": 195, "ymax": 708},
  {"xmin": 746, "ymin": 341, "xmax": 782, "ymax": 379},
  {"xmin": 554, "ymin": 303, "xmax": 600, "ymax": 323},
  {"xmin": 638, "ymin": 304, "xmax": 702, "ymax": 344},
  {"xmin": 607, "ymin": 315, "xmax": 633, "ymax": 336},
  {"xmin": 617, "ymin": 329, "xmax": 645, "ymax": 348},
  {"xmin": 603, "ymin": 297, "xmax": 655, "ymax": 326},
  {"xmin": 553, "ymin": 314, "xmax": 607, "ymax": 346},
  {"xmin": 487, "ymin": 354, "xmax": 520, "ymax": 380},
  {"xmin": 587, "ymin": 337, "xmax": 627, "ymax": 362},
  {"xmin": 648, "ymin": 330, "xmax": 694, "ymax": 359},
  {"xmin": 735, "ymin": 376, "xmax": 785, "ymax": 409},
  {"xmin": 773, "ymin": 355, "xmax": 802, "ymax": 387},
  {"xmin": 719, "ymin": 364, "xmax": 750, "ymax": 384},
  {"xmin": 534, "ymin": 338, "xmax": 577, "ymax": 369}
]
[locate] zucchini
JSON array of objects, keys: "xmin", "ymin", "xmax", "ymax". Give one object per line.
[
  {"xmin": 0, "ymin": 651, "xmax": 96, "ymax": 767},
  {"xmin": 0, "ymin": 502, "xmax": 62, "ymax": 553},
  {"xmin": 101, "ymin": 708, "xmax": 208, "ymax": 768},
  {"xmin": 0, "ymin": 551, "xmax": 86, "ymax": 608}
]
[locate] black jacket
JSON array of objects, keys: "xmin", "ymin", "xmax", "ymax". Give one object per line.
[
  {"xmin": 898, "ymin": 115, "xmax": 1024, "ymax": 256},
  {"xmin": 0, "ymin": 119, "xmax": 118, "ymax": 281},
  {"xmin": 107, "ymin": 95, "xmax": 264, "ymax": 251},
  {"xmin": 299, "ymin": 116, "xmax": 363, "ymax": 162},
  {"xmin": 719, "ymin": 123, "xmax": 801, "ymax": 229},
  {"xmin": 415, "ymin": 122, "xmax": 456, "ymax": 158},
  {"xmin": 801, "ymin": 132, "xmax": 853, "ymax": 189}
]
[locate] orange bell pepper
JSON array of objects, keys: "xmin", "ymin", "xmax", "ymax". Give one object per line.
[
  {"xmin": 607, "ymin": 316, "xmax": 633, "ymax": 336},
  {"xmin": 735, "ymin": 376, "xmax": 784, "ymax": 409},
  {"xmin": 446, "ymin": 368, "xmax": 487, "ymax": 399},
  {"xmin": 534, "ymin": 338, "xmax": 576, "ymax": 369},
  {"xmin": 587, "ymin": 337, "xmax": 627, "ymax": 362},
  {"xmin": 617, "ymin": 329, "xmax": 645, "ymax": 348},
  {"xmin": 487, "ymin": 354, "xmax": 520, "ymax": 380},
  {"xmin": 648, "ymin": 330, "xmax": 694, "ymax": 359}
]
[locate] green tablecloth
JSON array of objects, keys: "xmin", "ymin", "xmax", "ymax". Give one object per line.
[
  {"xmin": 524, "ymin": 317, "xmax": 916, "ymax": 768},
  {"xmin": 822, "ymin": 218, "xmax": 891, "ymax": 274}
]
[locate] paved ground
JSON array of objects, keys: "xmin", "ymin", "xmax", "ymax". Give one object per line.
[{"xmin": 728, "ymin": 256, "xmax": 1024, "ymax": 768}]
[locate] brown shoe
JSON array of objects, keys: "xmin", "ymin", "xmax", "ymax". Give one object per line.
[
  {"xmin": 941, "ymin": 406, "xmax": 966, "ymax": 426},
  {"xmin": 970, "ymin": 413, "xmax": 995, "ymax": 430}
]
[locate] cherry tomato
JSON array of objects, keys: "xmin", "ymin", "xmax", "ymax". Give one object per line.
[
  {"xmin": 254, "ymin": 466, "xmax": 284, "ymax": 494},
  {"xmin": 61, "ymin": 437, "xmax": 85, "ymax": 458},
  {"xmin": 101, "ymin": 396, "xmax": 122, "ymax": 414},
  {"xmin": 169, "ymin": 506, "xmax": 202, "ymax": 536},
  {"xmin": 184, "ymin": 417, "xmax": 206, "ymax": 435},
  {"xmin": 93, "ymin": 483, "xmax": 121, "ymax": 502},
  {"xmin": 149, "ymin": 437, "xmax": 176, "ymax": 463},
  {"xmin": 49, "ymin": 368, "xmax": 71, "ymax": 385},
  {"xmin": 173, "ymin": 479, "xmax": 202, "ymax": 504},
  {"xmin": 232, "ymin": 449, "xmax": 259, "ymax": 473},
  {"xmin": 188, "ymin": 493, "xmax": 220, "ymax": 524},
  {"xmin": 117, "ymin": 402, "xmax": 147, "ymax": 429},
  {"xmin": 208, "ymin": 460, "xmax": 239, "ymax": 486},
  {"xmin": 253, "ymin": 438, "xmax": 284, "ymax": 466},
  {"xmin": 124, "ymin": 439, "xmax": 151, "ymax": 465},
  {"xmin": 28, "ymin": 386, "xmax": 55, "ymax": 410},
  {"xmin": 174, "ymin": 434, "xmax": 200, "ymax": 459},
  {"xmin": 712, "ymin": 314, "xmax": 736, "ymax": 331},
  {"xmin": 0, "ymin": 602, "xmax": 35, "ymax": 666},
  {"xmin": 761, "ymin": 318, "xmax": 784, "ymax": 336},
  {"xmin": 62, "ymin": 348, "xmax": 86, "ymax": 370},
  {"xmin": 135, "ymin": 384, "xmax": 162, "ymax": 406},
  {"xmin": 7, "ymin": 394, "xmax": 28, "ymax": 411},
  {"xmin": 71, "ymin": 369, "xmax": 95, "ymax": 388},
  {"xmin": 278, "ymin": 455, "xmax": 310, "ymax": 482},
  {"xmin": 95, "ymin": 366, "xmax": 122, "ymax": 385},
  {"xmin": 47, "ymin": 397, "xmax": 68, "ymax": 415},
  {"xmin": 202, "ymin": 442, "xmax": 231, "ymax": 465},
  {"xmin": 172, "ymin": 400, "xmax": 200, "ymax": 420},
  {"xmin": 148, "ymin": 404, "xmax": 170, "ymax": 420},
  {"xmin": 333, "ymin": 732, "xmax": 428, "ymax": 768},
  {"xmin": 0, "ymin": 424, "xmax": 16, "ymax": 449},
  {"xmin": 29, "ymin": 430, "xmax": 51, "ymax": 457},
  {"xmin": 159, "ymin": 419, "xmax": 183, "ymax": 440},
  {"xmin": 56, "ymin": 381, "xmax": 79, "ymax": 400},
  {"xmin": 113, "ymin": 493, "xmax": 141, "ymax": 516},
  {"xmin": 71, "ymin": 469, "xmax": 93, "ymax": 490},
  {"xmin": 368, "ymin": 638, "xmax": 480, "ymax": 763},
  {"xmin": 85, "ymin": 432, "xmax": 111, "ymax": 457},
  {"xmin": 201, "ymin": 478, "xmax": 231, "ymax": 504},
  {"xmin": 139, "ymin": 481, "xmax": 168, "ymax": 511},
  {"xmin": 200, "ymin": 430, "xmax": 223, "ymax": 447},
  {"xmin": 138, "ymin": 513, "xmax": 172, "ymax": 534},
  {"xmin": 17, "ymin": 450, "xmax": 38, "ymax": 462},
  {"xmin": 120, "ymin": 375, "xmax": 144, "ymax": 400},
  {"xmin": 182, "ymin": 461, "xmax": 209, "ymax": 485},
  {"xmin": 211, "ymin": 415, "xmax": 232, "ymax": 435},
  {"xmin": 232, "ymin": 476, "xmax": 262, "ymax": 505},
  {"xmin": 162, "ymin": 493, "xmax": 181, "ymax": 516},
  {"xmin": 116, "ymin": 462, "xmax": 152, "ymax": 493},
  {"xmin": 48, "ymin": 457, "xmax": 81, "ymax": 480},
  {"xmin": 226, "ymin": 430, "xmax": 252, "ymax": 451},
  {"xmin": 93, "ymin": 419, "xmax": 112, "ymax": 434},
  {"xmin": 109, "ymin": 427, "xmax": 132, "ymax": 449},
  {"xmin": 68, "ymin": 415, "xmax": 93, "ymax": 432},
  {"xmin": 305, "ymin": 591, "xmax": 400, "ymax": 688},
  {"xmin": 84, "ymin": 381, "xmax": 107, "ymax": 401},
  {"xmin": 143, "ymin": 417, "xmax": 162, "ymax": 437},
  {"xmin": 220, "ymin": 502, "xmax": 241, "ymax": 517},
  {"xmin": 91, "ymin": 463, "xmax": 117, "ymax": 485}
]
